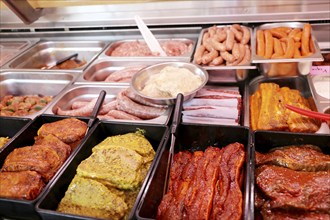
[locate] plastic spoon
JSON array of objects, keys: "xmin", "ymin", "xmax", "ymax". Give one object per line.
[{"xmin": 134, "ymin": 15, "xmax": 167, "ymax": 57}]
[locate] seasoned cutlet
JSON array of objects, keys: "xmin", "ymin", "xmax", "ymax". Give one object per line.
[
  {"xmin": 35, "ymin": 134, "xmax": 71, "ymax": 164},
  {"xmin": 1, "ymin": 145, "xmax": 62, "ymax": 182},
  {"xmin": 257, "ymin": 83, "xmax": 288, "ymax": 131},
  {"xmin": 37, "ymin": 118, "xmax": 87, "ymax": 150},
  {"xmin": 57, "ymin": 176, "xmax": 127, "ymax": 220},
  {"xmin": 249, "ymin": 89, "xmax": 261, "ymax": 131},
  {"xmin": 77, "ymin": 146, "xmax": 144, "ymax": 190},
  {"xmin": 92, "ymin": 131, "xmax": 155, "ymax": 164},
  {"xmin": 0, "ymin": 171, "xmax": 45, "ymax": 200}
]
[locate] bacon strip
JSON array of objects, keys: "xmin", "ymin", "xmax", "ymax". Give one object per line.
[
  {"xmin": 183, "ymin": 98, "xmax": 239, "ymax": 107},
  {"xmin": 182, "ymin": 107, "xmax": 239, "ymax": 119}
]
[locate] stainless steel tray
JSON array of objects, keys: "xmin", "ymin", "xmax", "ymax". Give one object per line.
[
  {"xmin": 75, "ymin": 59, "xmax": 163, "ymax": 85},
  {"xmin": 0, "ymin": 71, "xmax": 75, "ymax": 119},
  {"xmin": 252, "ymin": 22, "xmax": 324, "ymax": 76},
  {"xmin": 99, "ymin": 38, "xmax": 195, "ymax": 62},
  {"xmin": 193, "ymin": 25, "xmax": 256, "ymax": 82},
  {"xmin": 245, "ymin": 75, "xmax": 330, "ymax": 134},
  {"xmin": 5, "ymin": 41, "xmax": 107, "ymax": 71},
  {"xmin": 307, "ymin": 74, "xmax": 330, "ymax": 114},
  {"xmin": 0, "ymin": 38, "xmax": 39, "ymax": 67},
  {"xmin": 44, "ymin": 84, "xmax": 172, "ymax": 125}
]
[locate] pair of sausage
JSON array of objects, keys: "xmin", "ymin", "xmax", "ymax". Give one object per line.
[
  {"xmin": 257, "ymin": 23, "xmax": 314, "ymax": 59},
  {"xmin": 194, "ymin": 24, "xmax": 251, "ymax": 66}
]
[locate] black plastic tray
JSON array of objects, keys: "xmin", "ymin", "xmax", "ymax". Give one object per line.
[
  {"xmin": 0, "ymin": 115, "xmax": 91, "ymax": 220},
  {"xmin": 135, "ymin": 123, "xmax": 251, "ymax": 220},
  {"xmin": 251, "ymin": 131, "xmax": 330, "ymax": 219},
  {"xmin": 0, "ymin": 117, "xmax": 31, "ymax": 152},
  {"xmin": 35, "ymin": 120, "xmax": 169, "ymax": 220}
]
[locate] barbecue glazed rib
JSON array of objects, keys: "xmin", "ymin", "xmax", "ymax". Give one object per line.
[
  {"xmin": 256, "ymin": 145, "xmax": 330, "ymax": 171},
  {"xmin": 256, "ymin": 165, "xmax": 330, "ymax": 213},
  {"xmin": 250, "ymin": 83, "xmax": 321, "ymax": 132},
  {"xmin": 211, "ymin": 142, "xmax": 245, "ymax": 220},
  {"xmin": 0, "ymin": 171, "xmax": 45, "ymax": 200},
  {"xmin": 157, "ymin": 143, "xmax": 245, "ymax": 220},
  {"xmin": 1, "ymin": 145, "xmax": 62, "ymax": 182}
]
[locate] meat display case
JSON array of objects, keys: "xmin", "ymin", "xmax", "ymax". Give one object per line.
[{"xmin": 0, "ymin": 1, "xmax": 329, "ymax": 220}]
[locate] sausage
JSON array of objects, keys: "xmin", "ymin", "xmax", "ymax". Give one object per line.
[
  {"xmin": 102, "ymin": 110, "xmax": 142, "ymax": 121},
  {"xmin": 273, "ymin": 37, "xmax": 284, "ymax": 56},
  {"xmin": 123, "ymin": 88, "xmax": 167, "ymax": 108},
  {"xmin": 281, "ymin": 41, "xmax": 287, "ymax": 53},
  {"xmin": 202, "ymin": 32, "xmax": 210, "ymax": 45},
  {"xmin": 116, "ymin": 92, "xmax": 166, "ymax": 119},
  {"xmin": 301, "ymin": 23, "xmax": 311, "ymax": 56},
  {"xmin": 202, "ymin": 49, "xmax": 218, "ymax": 65},
  {"xmin": 105, "ymin": 66, "xmax": 145, "ymax": 82},
  {"xmin": 232, "ymin": 43, "xmax": 240, "ymax": 59},
  {"xmin": 228, "ymin": 43, "xmax": 246, "ymax": 66},
  {"xmin": 208, "ymin": 25, "xmax": 217, "ymax": 37},
  {"xmin": 264, "ymin": 30, "xmax": 274, "ymax": 59},
  {"xmin": 294, "ymin": 42, "xmax": 302, "ymax": 58},
  {"xmin": 270, "ymin": 29, "xmax": 287, "ymax": 39},
  {"xmin": 203, "ymin": 38, "xmax": 214, "ymax": 52},
  {"xmin": 280, "ymin": 37, "xmax": 295, "ymax": 58},
  {"xmin": 215, "ymin": 28, "xmax": 227, "ymax": 42},
  {"xmin": 194, "ymin": 45, "xmax": 206, "ymax": 64},
  {"xmin": 210, "ymin": 56, "xmax": 224, "ymax": 66},
  {"xmin": 57, "ymin": 99, "xmax": 97, "ymax": 116},
  {"xmin": 210, "ymin": 38, "xmax": 226, "ymax": 52},
  {"xmin": 238, "ymin": 45, "xmax": 251, "ymax": 65},
  {"xmin": 309, "ymin": 36, "xmax": 316, "ymax": 53},
  {"xmin": 220, "ymin": 51, "xmax": 235, "ymax": 63},
  {"xmin": 288, "ymin": 28, "xmax": 302, "ymax": 42},
  {"xmin": 272, "ymin": 27, "xmax": 292, "ymax": 34},
  {"xmin": 225, "ymin": 29, "xmax": 235, "ymax": 51},
  {"xmin": 71, "ymin": 101, "xmax": 90, "ymax": 109},
  {"xmin": 230, "ymin": 25, "xmax": 243, "ymax": 42},
  {"xmin": 241, "ymin": 26, "xmax": 250, "ymax": 45},
  {"xmin": 98, "ymin": 100, "xmax": 117, "ymax": 115},
  {"xmin": 256, "ymin": 29, "xmax": 265, "ymax": 57}
]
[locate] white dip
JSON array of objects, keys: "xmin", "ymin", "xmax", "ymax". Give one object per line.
[
  {"xmin": 140, "ymin": 66, "xmax": 203, "ymax": 98},
  {"xmin": 313, "ymin": 75, "xmax": 330, "ymax": 99}
]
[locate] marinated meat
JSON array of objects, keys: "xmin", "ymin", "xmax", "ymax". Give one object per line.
[
  {"xmin": 157, "ymin": 143, "xmax": 245, "ymax": 220},
  {"xmin": 37, "ymin": 117, "xmax": 87, "ymax": 149},
  {"xmin": 109, "ymin": 40, "xmax": 192, "ymax": 57},
  {"xmin": 256, "ymin": 165, "xmax": 330, "ymax": 213},
  {"xmin": 2, "ymin": 145, "xmax": 62, "ymax": 182},
  {"xmin": 91, "ymin": 130, "xmax": 155, "ymax": 164},
  {"xmin": 0, "ymin": 95, "xmax": 52, "ymax": 117},
  {"xmin": 34, "ymin": 134, "xmax": 71, "ymax": 164},
  {"xmin": 40, "ymin": 59, "xmax": 86, "ymax": 70},
  {"xmin": 57, "ymin": 176, "xmax": 128, "ymax": 220},
  {"xmin": 250, "ymin": 83, "xmax": 321, "ymax": 132},
  {"xmin": 261, "ymin": 208, "xmax": 330, "ymax": 220},
  {"xmin": 0, "ymin": 171, "xmax": 45, "ymax": 200},
  {"xmin": 211, "ymin": 142, "xmax": 245, "ymax": 220},
  {"xmin": 256, "ymin": 145, "xmax": 330, "ymax": 171}
]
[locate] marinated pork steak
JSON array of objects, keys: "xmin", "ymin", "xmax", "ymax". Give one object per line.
[
  {"xmin": 0, "ymin": 171, "xmax": 45, "ymax": 200},
  {"xmin": 260, "ymin": 208, "xmax": 330, "ymax": 220},
  {"xmin": 256, "ymin": 145, "xmax": 330, "ymax": 172},
  {"xmin": 256, "ymin": 165, "xmax": 330, "ymax": 213}
]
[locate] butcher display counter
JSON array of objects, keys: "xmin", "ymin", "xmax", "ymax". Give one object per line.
[{"xmin": 0, "ymin": 1, "xmax": 329, "ymax": 220}]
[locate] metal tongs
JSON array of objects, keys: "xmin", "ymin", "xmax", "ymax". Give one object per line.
[
  {"xmin": 134, "ymin": 15, "xmax": 167, "ymax": 57},
  {"xmin": 42, "ymin": 53, "xmax": 78, "ymax": 69},
  {"xmin": 164, "ymin": 93, "xmax": 184, "ymax": 193},
  {"xmin": 85, "ymin": 90, "xmax": 107, "ymax": 135},
  {"xmin": 285, "ymin": 104, "xmax": 330, "ymax": 121}
]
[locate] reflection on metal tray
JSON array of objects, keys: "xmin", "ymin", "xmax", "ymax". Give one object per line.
[
  {"xmin": 0, "ymin": 72, "xmax": 75, "ymax": 119},
  {"xmin": 251, "ymin": 22, "xmax": 324, "ymax": 77},
  {"xmin": 76, "ymin": 59, "xmax": 163, "ymax": 84},
  {"xmin": 136, "ymin": 124, "xmax": 250, "ymax": 220},
  {"xmin": 250, "ymin": 131, "xmax": 330, "ymax": 219},
  {"xmin": 6, "ymin": 41, "xmax": 107, "ymax": 71},
  {"xmin": 0, "ymin": 115, "xmax": 90, "ymax": 220},
  {"xmin": 35, "ymin": 121, "xmax": 169, "ymax": 220},
  {"xmin": 99, "ymin": 38, "xmax": 195, "ymax": 62},
  {"xmin": 246, "ymin": 75, "xmax": 329, "ymax": 134},
  {"xmin": 44, "ymin": 84, "xmax": 172, "ymax": 125},
  {"xmin": 0, "ymin": 38, "xmax": 39, "ymax": 67}
]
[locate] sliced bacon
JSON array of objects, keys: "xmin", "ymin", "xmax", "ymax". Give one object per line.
[
  {"xmin": 183, "ymin": 98, "xmax": 239, "ymax": 108},
  {"xmin": 196, "ymin": 88, "xmax": 241, "ymax": 99},
  {"xmin": 182, "ymin": 115, "xmax": 239, "ymax": 126},
  {"xmin": 182, "ymin": 107, "xmax": 239, "ymax": 119}
]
